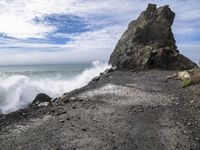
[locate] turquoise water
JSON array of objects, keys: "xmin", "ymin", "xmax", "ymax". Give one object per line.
[{"xmin": 0, "ymin": 62, "xmax": 110, "ymax": 113}]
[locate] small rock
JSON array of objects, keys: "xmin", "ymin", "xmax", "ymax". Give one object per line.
[
  {"xmin": 183, "ymin": 130, "xmax": 187, "ymax": 134},
  {"xmin": 59, "ymin": 95, "xmax": 66, "ymax": 101},
  {"xmin": 175, "ymin": 102, "xmax": 179, "ymax": 106},
  {"xmin": 178, "ymin": 71, "xmax": 191, "ymax": 80},
  {"xmin": 31, "ymin": 93, "xmax": 52, "ymax": 107},
  {"xmin": 167, "ymin": 73, "xmax": 177, "ymax": 79},
  {"xmin": 110, "ymin": 112, "xmax": 114, "ymax": 115},
  {"xmin": 190, "ymin": 100, "xmax": 195, "ymax": 104},
  {"xmin": 186, "ymin": 136, "xmax": 190, "ymax": 139},
  {"xmin": 70, "ymin": 97, "xmax": 78, "ymax": 102},
  {"xmin": 55, "ymin": 110, "xmax": 67, "ymax": 116},
  {"xmin": 72, "ymin": 106, "xmax": 77, "ymax": 109},
  {"xmin": 78, "ymin": 99, "xmax": 83, "ymax": 102},
  {"xmin": 195, "ymin": 137, "xmax": 200, "ymax": 141},
  {"xmin": 22, "ymin": 113, "xmax": 27, "ymax": 116},
  {"xmin": 187, "ymin": 122, "xmax": 192, "ymax": 126},
  {"xmin": 92, "ymin": 76, "xmax": 100, "ymax": 81},
  {"xmin": 59, "ymin": 120, "xmax": 65, "ymax": 123},
  {"xmin": 61, "ymin": 111, "xmax": 67, "ymax": 114},
  {"xmin": 70, "ymin": 97, "xmax": 75, "ymax": 101},
  {"xmin": 81, "ymin": 128, "xmax": 87, "ymax": 131}
]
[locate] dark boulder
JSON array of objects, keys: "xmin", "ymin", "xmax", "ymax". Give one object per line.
[
  {"xmin": 31, "ymin": 93, "xmax": 52, "ymax": 107},
  {"xmin": 109, "ymin": 3, "xmax": 197, "ymax": 71}
]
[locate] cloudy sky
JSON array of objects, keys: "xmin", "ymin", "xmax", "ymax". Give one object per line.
[{"xmin": 0, "ymin": 0, "xmax": 199, "ymax": 65}]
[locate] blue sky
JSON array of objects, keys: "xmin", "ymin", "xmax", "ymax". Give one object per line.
[{"xmin": 0, "ymin": 0, "xmax": 199, "ymax": 65}]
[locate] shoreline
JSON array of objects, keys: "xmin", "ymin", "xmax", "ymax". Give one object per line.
[{"xmin": 0, "ymin": 70, "xmax": 200, "ymax": 149}]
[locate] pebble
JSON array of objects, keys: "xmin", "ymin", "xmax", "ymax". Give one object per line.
[
  {"xmin": 72, "ymin": 106, "xmax": 77, "ymax": 109},
  {"xmin": 22, "ymin": 113, "xmax": 27, "ymax": 116},
  {"xmin": 110, "ymin": 112, "xmax": 114, "ymax": 116},
  {"xmin": 60, "ymin": 120, "xmax": 65, "ymax": 123},
  {"xmin": 70, "ymin": 97, "xmax": 79, "ymax": 102},
  {"xmin": 190, "ymin": 100, "xmax": 195, "ymax": 104},
  {"xmin": 175, "ymin": 102, "xmax": 179, "ymax": 106},
  {"xmin": 70, "ymin": 97, "xmax": 76, "ymax": 101},
  {"xmin": 81, "ymin": 128, "xmax": 87, "ymax": 131},
  {"xmin": 195, "ymin": 137, "xmax": 200, "ymax": 141},
  {"xmin": 78, "ymin": 99, "xmax": 83, "ymax": 102},
  {"xmin": 183, "ymin": 130, "xmax": 187, "ymax": 134},
  {"xmin": 60, "ymin": 111, "xmax": 67, "ymax": 115}
]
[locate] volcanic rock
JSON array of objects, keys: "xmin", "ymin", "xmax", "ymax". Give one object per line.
[
  {"xmin": 109, "ymin": 3, "xmax": 197, "ymax": 71},
  {"xmin": 31, "ymin": 93, "xmax": 52, "ymax": 107}
]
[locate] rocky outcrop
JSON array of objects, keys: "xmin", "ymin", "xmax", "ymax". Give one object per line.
[
  {"xmin": 109, "ymin": 3, "xmax": 197, "ymax": 71},
  {"xmin": 31, "ymin": 93, "xmax": 52, "ymax": 107}
]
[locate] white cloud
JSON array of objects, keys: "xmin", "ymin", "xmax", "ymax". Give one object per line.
[
  {"xmin": 0, "ymin": 0, "xmax": 79, "ymax": 39},
  {"xmin": 0, "ymin": 0, "xmax": 200, "ymax": 39},
  {"xmin": 0, "ymin": 0, "xmax": 199, "ymax": 65},
  {"xmin": 0, "ymin": 25, "xmax": 124, "ymax": 65},
  {"xmin": 64, "ymin": 25, "xmax": 124, "ymax": 49},
  {"xmin": 0, "ymin": 15, "xmax": 55, "ymax": 39}
]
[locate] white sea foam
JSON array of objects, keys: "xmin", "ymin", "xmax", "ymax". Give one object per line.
[{"xmin": 0, "ymin": 61, "xmax": 110, "ymax": 113}]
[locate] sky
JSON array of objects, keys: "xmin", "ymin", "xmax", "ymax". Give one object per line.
[{"xmin": 0, "ymin": 0, "xmax": 199, "ymax": 65}]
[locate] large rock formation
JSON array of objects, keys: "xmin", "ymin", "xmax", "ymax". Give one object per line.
[{"xmin": 109, "ymin": 4, "xmax": 197, "ymax": 71}]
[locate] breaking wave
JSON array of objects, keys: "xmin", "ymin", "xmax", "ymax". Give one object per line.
[{"xmin": 0, "ymin": 61, "xmax": 110, "ymax": 114}]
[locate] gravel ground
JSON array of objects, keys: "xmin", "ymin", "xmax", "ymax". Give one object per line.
[{"xmin": 0, "ymin": 70, "xmax": 200, "ymax": 150}]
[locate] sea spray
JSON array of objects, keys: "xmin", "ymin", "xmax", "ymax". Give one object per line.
[{"xmin": 0, "ymin": 61, "xmax": 110, "ymax": 113}]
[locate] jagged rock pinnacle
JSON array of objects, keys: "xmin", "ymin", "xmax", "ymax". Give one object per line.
[{"xmin": 109, "ymin": 3, "xmax": 197, "ymax": 70}]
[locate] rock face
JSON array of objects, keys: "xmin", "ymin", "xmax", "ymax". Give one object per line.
[
  {"xmin": 109, "ymin": 4, "xmax": 197, "ymax": 71},
  {"xmin": 31, "ymin": 93, "xmax": 52, "ymax": 107}
]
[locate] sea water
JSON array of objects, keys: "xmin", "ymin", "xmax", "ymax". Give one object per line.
[{"xmin": 0, "ymin": 61, "xmax": 110, "ymax": 114}]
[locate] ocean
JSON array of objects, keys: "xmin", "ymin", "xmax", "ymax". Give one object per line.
[{"xmin": 0, "ymin": 61, "xmax": 110, "ymax": 114}]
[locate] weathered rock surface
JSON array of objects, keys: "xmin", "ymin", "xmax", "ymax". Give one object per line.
[
  {"xmin": 31, "ymin": 93, "xmax": 52, "ymax": 107},
  {"xmin": 109, "ymin": 4, "xmax": 197, "ymax": 71}
]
